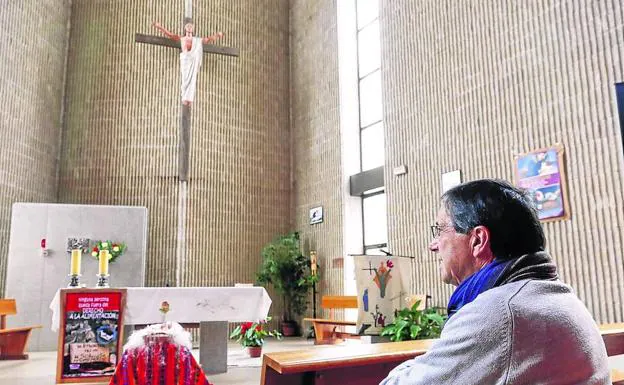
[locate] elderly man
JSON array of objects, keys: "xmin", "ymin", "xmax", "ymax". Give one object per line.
[{"xmin": 381, "ymin": 179, "xmax": 609, "ymax": 384}]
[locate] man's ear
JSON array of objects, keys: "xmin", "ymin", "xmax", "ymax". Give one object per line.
[{"xmin": 470, "ymin": 226, "xmax": 494, "ymax": 262}]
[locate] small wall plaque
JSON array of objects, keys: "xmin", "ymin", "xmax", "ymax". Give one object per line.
[{"xmin": 309, "ymin": 206, "xmax": 323, "ymax": 225}]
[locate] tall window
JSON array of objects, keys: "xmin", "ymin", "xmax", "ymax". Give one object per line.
[
  {"xmin": 356, "ymin": 0, "xmax": 387, "ymax": 254},
  {"xmin": 616, "ymin": 83, "xmax": 624, "ymax": 157},
  {"xmin": 357, "ymin": 1, "xmax": 383, "ymax": 172}
]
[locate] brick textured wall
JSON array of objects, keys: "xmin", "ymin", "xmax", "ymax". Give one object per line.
[
  {"xmin": 58, "ymin": 0, "xmax": 291, "ymax": 322},
  {"xmin": 0, "ymin": 1, "xmax": 70, "ymax": 295},
  {"xmin": 4, "ymin": 0, "xmax": 623, "ymax": 328},
  {"xmin": 290, "ymin": 0, "xmax": 345, "ymax": 320},
  {"xmin": 382, "ymin": 1, "xmax": 624, "ymax": 323}
]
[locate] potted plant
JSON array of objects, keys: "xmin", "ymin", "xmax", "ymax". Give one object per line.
[
  {"xmin": 256, "ymin": 232, "xmax": 317, "ymax": 336},
  {"xmin": 229, "ymin": 318, "xmax": 282, "ymax": 357},
  {"xmin": 380, "ymin": 301, "xmax": 447, "ymax": 342}
]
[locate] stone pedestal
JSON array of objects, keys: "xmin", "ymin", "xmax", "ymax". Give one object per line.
[{"xmin": 200, "ymin": 321, "xmax": 228, "ymax": 374}]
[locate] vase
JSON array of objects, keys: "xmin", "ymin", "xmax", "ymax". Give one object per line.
[
  {"xmin": 281, "ymin": 321, "xmax": 297, "ymax": 336},
  {"xmin": 247, "ymin": 345, "xmax": 262, "ymax": 358}
]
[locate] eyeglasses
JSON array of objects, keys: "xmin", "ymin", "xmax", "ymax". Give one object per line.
[{"xmin": 430, "ymin": 224, "xmax": 452, "ymax": 238}]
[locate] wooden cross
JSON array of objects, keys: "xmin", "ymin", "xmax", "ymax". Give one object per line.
[{"xmin": 135, "ymin": 17, "xmax": 239, "ymax": 181}]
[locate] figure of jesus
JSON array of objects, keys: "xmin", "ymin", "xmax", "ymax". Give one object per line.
[{"xmin": 152, "ymin": 22, "xmax": 223, "ymax": 106}]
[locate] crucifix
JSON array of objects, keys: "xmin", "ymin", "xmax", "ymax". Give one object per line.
[
  {"xmin": 135, "ymin": 3, "xmax": 239, "ymax": 289},
  {"xmin": 135, "ymin": 11, "xmax": 239, "ymax": 181},
  {"xmin": 362, "ymin": 261, "xmax": 376, "ymax": 276}
]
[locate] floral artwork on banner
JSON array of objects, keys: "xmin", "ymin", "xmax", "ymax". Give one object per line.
[
  {"xmin": 373, "ymin": 260, "xmax": 393, "ymax": 298},
  {"xmin": 355, "ymin": 256, "xmax": 405, "ymax": 334},
  {"xmin": 514, "ymin": 144, "xmax": 570, "ymax": 222}
]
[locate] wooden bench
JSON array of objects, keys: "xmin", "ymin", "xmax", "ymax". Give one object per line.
[
  {"xmin": 600, "ymin": 323, "xmax": 624, "ymax": 385},
  {"xmin": 261, "ymin": 338, "xmax": 434, "ymax": 384},
  {"xmin": 304, "ymin": 296, "xmax": 359, "ymax": 345},
  {"xmin": 0, "ymin": 299, "xmax": 42, "ymax": 360},
  {"xmin": 261, "ymin": 323, "xmax": 624, "ymax": 385}
]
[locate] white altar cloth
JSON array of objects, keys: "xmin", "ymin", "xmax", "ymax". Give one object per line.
[{"xmin": 50, "ymin": 287, "xmax": 272, "ymax": 331}]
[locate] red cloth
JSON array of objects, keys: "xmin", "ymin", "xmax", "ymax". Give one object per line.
[{"xmin": 109, "ymin": 342, "xmax": 212, "ymax": 385}]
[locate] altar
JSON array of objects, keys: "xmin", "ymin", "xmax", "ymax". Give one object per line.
[{"xmin": 50, "ymin": 286, "xmax": 272, "ymax": 374}]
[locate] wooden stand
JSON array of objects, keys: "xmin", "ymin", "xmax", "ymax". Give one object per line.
[{"xmin": 0, "ymin": 299, "xmax": 42, "ymax": 360}]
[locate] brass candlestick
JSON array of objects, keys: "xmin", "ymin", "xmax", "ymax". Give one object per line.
[
  {"xmin": 68, "ymin": 274, "xmax": 81, "ymax": 288},
  {"xmin": 96, "ymin": 274, "xmax": 110, "ymax": 288}
]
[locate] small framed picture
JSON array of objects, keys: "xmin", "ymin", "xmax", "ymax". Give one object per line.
[
  {"xmin": 309, "ymin": 206, "xmax": 323, "ymax": 225},
  {"xmin": 441, "ymin": 170, "xmax": 462, "ymax": 193}
]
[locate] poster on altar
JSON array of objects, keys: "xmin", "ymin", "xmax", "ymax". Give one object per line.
[{"xmin": 56, "ymin": 289, "xmax": 126, "ymax": 384}]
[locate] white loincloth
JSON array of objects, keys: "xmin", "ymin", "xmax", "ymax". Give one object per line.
[{"xmin": 180, "ymin": 37, "xmax": 203, "ymax": 103}]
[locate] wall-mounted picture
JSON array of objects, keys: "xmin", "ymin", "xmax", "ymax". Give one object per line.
[
  {"xmin": 441, "ymin": 169, "xmax": 462, "ymax": 193},
  {"xmin": 309, "ymin": 206, "xmax": 323, "ymax": 225},
  {"xmin": 514, "ymin": 144, "xmax": 570, "ymax": 222}
]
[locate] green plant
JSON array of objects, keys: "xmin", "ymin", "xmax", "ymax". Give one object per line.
[
  {"xmin": 380, "ymin": 301, "xmax": 447, "ymax": 342},
  {"xmin": 229, "ymin": 317, "xmax": 282, "ymax": 347},
  {"xmin": 256, "ymin": 232, "xmax": 316, "ymax": 322},
  {"xmin": 90, "ymin": 240, "xmax": 127, "ymax": 263}
]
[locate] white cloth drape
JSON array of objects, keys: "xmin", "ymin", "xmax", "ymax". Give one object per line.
[{"xmin": 50, "ymin": 287, "xmax": 272, "ymax": 332}]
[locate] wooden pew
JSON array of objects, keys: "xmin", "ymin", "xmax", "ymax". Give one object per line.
[
  {"xmin": 261, "ymin": 323, "xmax": 624, "ymax": 385},
  {"xmin": 0, "ymin": 299, "xmax": 42, "ymax": 360},
  {"xmin": 599, "ymin": 323, "xmax": 624, "ymax": 385},
  {"xmin": 261, "ymin": 339, "xmax": 433, "ymax": 385},
  {"xmin": 304, "ymin": 296, "xmax": 358, "ymax": 345}
]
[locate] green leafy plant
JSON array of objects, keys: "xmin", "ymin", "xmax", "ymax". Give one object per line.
[
  {"xmin": 256, "ymin": 232, "xmax": 316, "ymax": 323},
  {"xmin": 90, "ymin": 240, "xmax": 127, "ymax": 263},
  {"xmin": 380, "ymin": 301, "xmax": 447, "ymax": 342},
  {"xmin": 229, "ymin": 317, "xmax": 282, "ymax": 347}
]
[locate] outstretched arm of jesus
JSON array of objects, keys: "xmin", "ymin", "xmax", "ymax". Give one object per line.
[
  {"xmin": 152, "ymin": 22, "xmax": 180, "ymax": 41},
  {"xmin": 202, "ymin": 32, "xmax": 224, "ymax": 45}
]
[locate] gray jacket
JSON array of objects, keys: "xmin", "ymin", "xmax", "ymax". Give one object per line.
[{"xmin": 380, "ymin": 280, "xmax": 610, "ymax": 384}]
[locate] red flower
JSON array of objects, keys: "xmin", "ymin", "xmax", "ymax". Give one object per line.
[
  {"xmin": 240, "ymin": 322, "xmax": 253, "ymax": 333},
  {"xmin": 93, "ymin": 247, "xmax": 99, "ymax": 252},
  {"xmin": 255, "ymin": 325, "xmax": 262, "ymax": 332},
  {"xmin": 386, "ymin": 260, "xmax": 394, "ymax": 269}
]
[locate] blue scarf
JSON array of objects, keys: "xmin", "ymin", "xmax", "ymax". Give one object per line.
[
  {"xmin": 447, "ymin": 252, "xmax": 558, "ymax": 318},
  {"xmin": 447, "ymin": 259, "xmax": 512, "ymax": 318}
]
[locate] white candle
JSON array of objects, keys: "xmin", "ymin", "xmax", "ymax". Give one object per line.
[
  {"xmin": 70, "ymin": 249, "xmax": 81, "ymax": 275},
  {"xmin": 98, "ymin": 250, "xmax": 109, "ymax": 275}
]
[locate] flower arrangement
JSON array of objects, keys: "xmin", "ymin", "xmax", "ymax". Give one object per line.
[
  {"xmin": 229, "ymin": 317, "xmax": 282, "ymax": 347},
  {"xmin": 91, "ymin": 240, "xmax": 127, "ymax": 263},
  {"xmin": 159, "ymin": 301, "xmax": 170, "ymax": 315}
]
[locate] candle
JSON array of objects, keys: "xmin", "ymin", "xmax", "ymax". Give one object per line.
[
  {"xmin": 70, "ymin": 249, "xmax": 82, "ymax": 275},
  {"xmin": 310, "ymin": 251, "xmax": 317, "ymax": 276},
  {"xmin": 98, "ymin": 250, "xmax": 109, "ymax": 276}
]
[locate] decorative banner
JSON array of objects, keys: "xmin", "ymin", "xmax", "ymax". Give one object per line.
[
  {"xmin": 514, "ymin": 144, "xmax": 570, "ymax": 222},
  {"xmin": 354, "ymin": 256, "xmax": 405, "ymax": 334},
  {"xmin": 56, "ymin": 289, "xmax": 126, "ymax": 384}
]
